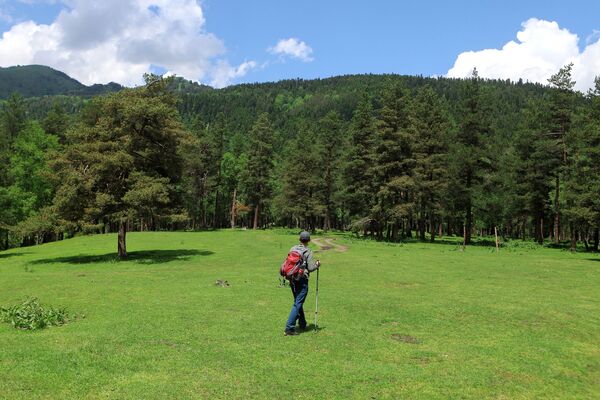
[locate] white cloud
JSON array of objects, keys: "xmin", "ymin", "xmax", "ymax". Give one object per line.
[
  {"xmin": 447, "ymin": 18, "xmax": 600, "ymax": 92},
  {"xmin": 0, "ymin": 0, "xmax": 255, "ymax": 87},
  {"xmin": 210, "ymin": 60, "xmax": 258, "ymax": 88},
  {"xmin": 269, "ymin": 38, "xmax": 313, "ymax": 62}
]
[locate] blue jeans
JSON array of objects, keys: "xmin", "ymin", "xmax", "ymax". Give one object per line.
[{"xmin": 285, "ymin": 277, "xmax": 308, "ymax": 331}]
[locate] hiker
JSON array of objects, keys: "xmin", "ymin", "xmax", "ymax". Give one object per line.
[{"xmin": 282, "ymin": 230, "xmax": 320, "ymax": 336}]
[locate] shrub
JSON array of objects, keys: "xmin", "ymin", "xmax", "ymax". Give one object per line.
[{"xmin": 0, "ymin": 297, "xmax": 71, "ymax": 330}]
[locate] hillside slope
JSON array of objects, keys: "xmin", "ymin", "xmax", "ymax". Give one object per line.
[{"xmin": 0, "ymin": 65, "xmax": 122, "ymax": 99}]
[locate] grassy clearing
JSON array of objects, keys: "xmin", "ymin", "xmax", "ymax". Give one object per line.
[{"xmin": 0, "ymin": 230, "xmax": 599, "ymax": 399}]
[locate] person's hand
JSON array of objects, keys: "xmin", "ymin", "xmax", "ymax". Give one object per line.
[
  {"xmin": 316, "ymin": 260, "xmax": 321, "ymax": 268},
  {"xmin": 302, "ymin": 269, "xmax": 310, "ymax": 279}
]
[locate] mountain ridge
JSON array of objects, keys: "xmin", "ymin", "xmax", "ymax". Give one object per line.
[{"xmin": 0, "ymin": 65, "xmax": 124, "ymax": 99}]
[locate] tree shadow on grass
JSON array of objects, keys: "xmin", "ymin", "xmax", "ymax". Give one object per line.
[
  {"xmin": 0, "ymin": 252, "xmax": 28, "ymax": 259},
  {"xmin": 30, "ymin": 249, "xmax": 213, "ymax": 266}
]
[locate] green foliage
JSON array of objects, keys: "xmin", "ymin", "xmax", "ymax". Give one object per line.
[
  {"xmin": 0, "ymin": 297, "xmax": 71, "ymax": 330},
  {"xmin": 8, "ymin": 121, "xmax": 60, "ymax": 218},
  {"xmin": 49, "ymin": 76, "xmax": 187, "ymax": 254},
  {"xmin": 0, "ymin": 92, "xmax": 27, "ymax": 147},
  {"xmin": 1, "ymin": 66, "xmax": 599, "ymax": 250},
  {"xmin": 41, "ymin": 101, "xmax": 70, "ymax": 141},
  {"xmin": 274, "ymin": 123, "xmax": 325, "ymax": 228},
  {"xmin": 411, "ymin": 85, "xmax": 451, "ymax": 240},
  {"xmin": 343, "ymin": 95, "xmax": 377, "ymax": 219},
  {"xmin": 241, "ymin": 112, "xmax": 276, "ymax": 227},
  {"xmin": 371, "ymin": 84, "xmax": 414, "ymax": 237},
  {"xmin": 316, "ymin": 111, "xmax": 345, "ymax": 230},
  {"xmin": 448, "ymin": 69, "xmax": 492, "ymax": 244}
]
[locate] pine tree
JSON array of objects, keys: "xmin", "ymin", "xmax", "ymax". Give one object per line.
[
  {"xmin": 180, "ymin": 116, "xmax": 212, "ymax": 228},
  {"xmin": 276, "ymin": 123, "xmax": 324, "ymax": 230},
  {"xmin": 0, "ymin": 92, "xmax": 27, "ymax": 147},
  {"xmin": 411, "ymin": 86, "xmax": 450, "ymax": 242},
  {"xmin": 242, "ymin": 113, "xmax": 275, "ymax": 229},
  {"xmin": 547, "ymin": 63, "xmax": 576, "ymax": 245},
  {"xmin": 41, "ymin": 101, "xmax": 70, "ymax": 142},
  {"xmin": 371, "ymin": 84, "xmax": 414, "ymax": 240},
  {"xmin": 451, "ymin": 69, "xmax": 490, "ymax": 244},
  {"xmin": 316, "ymin": 111, "xmax": 345, "ymax": 231},
  {"xmin": 343, "ymin": 95, "xmax": 377, "ymax": 225},
  {"xmin": 514, "ymin": 98, "xmax": 560, "ymax": 244},
  {"xmin": 50, "ymin": 75, "xmax": 186, "ymax": 258},
  {"xmin": 565, "ymin": 76, "xmax": 600, "ymax": 251},
  {"xmin": 210, "ymin": 112, "xmax": 226, "ymax": 228}
]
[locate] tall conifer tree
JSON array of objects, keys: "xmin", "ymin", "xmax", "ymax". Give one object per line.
[
  {"xmin": 242, "ymin": 112, "xmax": 275, "ymax": 229},
  {"xmin": 50, "ymin": 75, "xmax": 186, "ymax": 257},
  {"xmin": 547, "ymin": 63, "xmax": 576, "ymax": 244},
  {"xmin": 317, "ymin": 111, "xmax": 345, "ymax": 231},
  {"xmin": 343, "ymin": 95, "xmax": 377, "ymax": 223},
  {"xmin": 451, "ymin": 69, "xmax": 490, "ymax": 244},
  {"xmin": 411, "ymin": 86, "xmax": 450, "ymax": 242},
  {"xmin": 372, "ymin": 84, "xmax": 413, "ymax": 240}
]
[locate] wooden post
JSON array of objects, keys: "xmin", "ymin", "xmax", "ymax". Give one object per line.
[{"xmin": 494, "ymin": 226, "xmax": 499, "ymax": 253}]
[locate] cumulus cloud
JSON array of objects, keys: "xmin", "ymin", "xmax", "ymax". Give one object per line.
[
  {"xmin": 0, "ymin": 0, "xmax": 255, "ymax": 87},
  {"xmin": 447, "ymin": 18, "xmax": 600, "ymax": 92},
  {"xmin": 269, "ymin": 38, "xmax": 314, "ymax": 62},
  {"xmin": 210, "ymin": 60, "xmax": 258, "ymax": 88}
]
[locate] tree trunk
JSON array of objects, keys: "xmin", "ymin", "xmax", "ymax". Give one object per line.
[
  {"xmin": 534, "ymin": 212, "xmax": 544, "ymax": 244},
  {"xmin": 323, "ymin": 211, "xmax": 331, "ymax": 232},
  {"xmin": 430, "ymin": 215, "xmax": 436, "ymax": 243},
  {"xmin": 593, "ymin": 228, "xmax": 599, "ymax": 252},
  {"xmin": 494, "ymin": 226, "xmax": 499, "ymax": 252},
  {"xmin": 419, "ymin": 218, "xmax": 426, "ymax": 241},
  {"xmin": 405, "ymin": 217, "xmax": 412, "ymax": 238},
  {"xmin": 570, "ymin": 223, "xmax": 577, "ymax": 252},
  {"xmin": 253, "ymin": 204, "xmax": 259, "ymax": 229},
  {"xmin": 230, "ymin": 188, "xmax": 237, "ymax": 229},
  {"xmin": 554, "ymin": 176, "xmax": 560, "ymax": 244},
  {"xmin": 212, "ymin": 189, "xmax": 220, "ymax": 228},
  {"xmin": 118, "ymin": 220, "xmax": 127, "ymax": 258},
  {"xmin": 465, "ymin": 171, "xmax": 473, "ymax": 245},
  {"xmin": 465, "ymin": 202, "xmax": 472, "ymax": 245}
]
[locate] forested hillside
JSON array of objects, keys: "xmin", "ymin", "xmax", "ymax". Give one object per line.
[
  {"xmin": 0, "ymin": 65, "xmax": 122, "ymax": 99},
  {"xmin": 1, "ymin": 66, "xmax": 599, "ymax": 255}
]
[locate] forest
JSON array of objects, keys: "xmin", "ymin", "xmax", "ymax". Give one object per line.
[{"xmin": 1, "ymin": 64, "xmax": 599, "ymax": 256}]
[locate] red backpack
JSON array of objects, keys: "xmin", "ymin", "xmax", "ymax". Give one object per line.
[{"xmin": 279, "ymin": 249, "xmax": 306, "ymax": 281}]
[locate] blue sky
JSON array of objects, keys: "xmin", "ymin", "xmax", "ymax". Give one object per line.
[{"xmin": 1, "ymin": 0, "xmax": 600, "ymax": 90}]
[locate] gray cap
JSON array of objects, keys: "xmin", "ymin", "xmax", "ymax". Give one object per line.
[{"xmin": 299, "ymin": 231, "xmax": 311, "ymax": 242}]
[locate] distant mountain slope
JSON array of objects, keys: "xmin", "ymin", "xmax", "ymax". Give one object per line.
[{"xmin": 0, "ymin": 65, "xmax": 123, "ymax": 99}]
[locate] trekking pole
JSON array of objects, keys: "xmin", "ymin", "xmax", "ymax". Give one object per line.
[{"xmin": 314, "ymin": 267, "xmax": 319, "ymax": 332}]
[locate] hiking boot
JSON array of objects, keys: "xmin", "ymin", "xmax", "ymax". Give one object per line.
[
  {"xmin": 284, "ymin": 329, "xmax": 298, "ymax": 336},
  {"xmin": 297, "ymin": 324, "xmax": 307, "ymax": 331}
]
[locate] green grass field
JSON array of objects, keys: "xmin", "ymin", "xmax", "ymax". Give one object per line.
[{"xmin": 0, "ymin": 230, "xmax": 599, "ymax": 399}]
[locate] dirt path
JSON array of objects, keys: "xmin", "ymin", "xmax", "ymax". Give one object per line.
[{"xmin": 311, "ymin": 237, "xmax": 348, "ymax": 252}]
